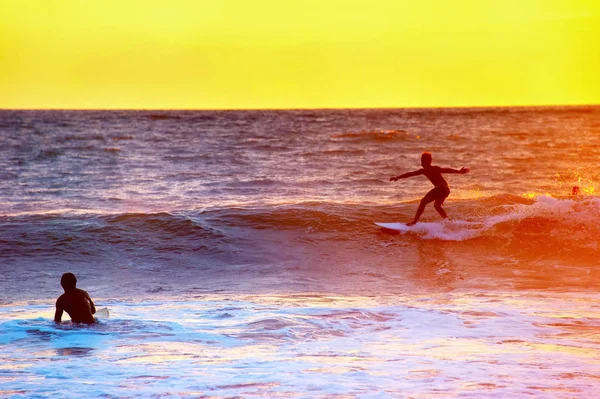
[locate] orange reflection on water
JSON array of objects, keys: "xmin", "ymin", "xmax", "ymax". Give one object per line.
[
  {"xmin": 526, "ymin": 343, "xmax": 598, "ymax": 359},
  {"xmin": 522, "ymin": 192, "xmax": 551, "ymax": 199},
  {"xmin": 582, "ymin": 186, "xmax": 596, "ymax": 195}
]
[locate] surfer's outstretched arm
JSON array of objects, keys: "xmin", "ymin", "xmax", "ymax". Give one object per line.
[
  {"xmin": 390, "ymin": 169, "xmax": 422, "ymax": 182},
  {"xmin": 440, "ymin": 167, "xmax": 470, "ymax": 174}
]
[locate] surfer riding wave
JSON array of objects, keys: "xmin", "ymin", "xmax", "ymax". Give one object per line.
[{"xmin": 390, "ymin": 152, "xmax": 470, "ymax": 225}]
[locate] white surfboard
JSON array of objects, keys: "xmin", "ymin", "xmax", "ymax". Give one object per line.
[
  {"xmin": 95, "ymin": 307, "xmax": 110, "ymax": 319},
  {"xmin": 374, "ymin": 222, "xmax": 412, "ymax": 232}
]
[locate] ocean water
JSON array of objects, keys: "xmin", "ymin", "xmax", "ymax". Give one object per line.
[{"xmin": 1, "ymin": 107, "xmax": 599, "ymax": 398}]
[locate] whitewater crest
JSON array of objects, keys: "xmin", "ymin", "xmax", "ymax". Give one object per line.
[{"xmin": 377, "ymin": 195, "xmax": 600, "ymax": 245}]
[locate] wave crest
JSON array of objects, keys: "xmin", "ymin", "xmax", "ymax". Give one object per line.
[{"xmin": 1, "ymin": 195, "xmax": 598, "ymax": 264}]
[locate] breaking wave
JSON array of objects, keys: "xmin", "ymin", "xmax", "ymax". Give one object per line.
[{"xmin": 1, "ymin": 195, "xmax": 598, "ymax": 264}]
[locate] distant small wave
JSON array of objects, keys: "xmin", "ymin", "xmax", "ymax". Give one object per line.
[
  {"xmin": 301, "ymin": 149, "xmax": 367, "ymax": 157},
  {"xmin": 36, "ymin": 149, "xmax": 63, "ymax": 159},
  {"xmin": 57, "ymin": 134, "xmax": 107, "ymax": 143},
  {"xmin": 109, "ymin": 134, "xmax": 134, "ymax": 141},
  {"xmin": 146, "ymin": 114, "xmax": 182, "ymax": 121},
  {"xmin": 331, "ymin": 129, "xmax": 411, "ymax": 141}
]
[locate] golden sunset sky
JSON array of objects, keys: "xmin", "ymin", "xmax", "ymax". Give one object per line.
[{"xmin": 1, "ymin": 0, "xmax": 599, "ymax": 109}]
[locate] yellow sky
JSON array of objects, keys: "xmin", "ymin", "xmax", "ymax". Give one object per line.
[{"xmin": 1, "ymin": 0, "xmax": 599, "ymax": 109}]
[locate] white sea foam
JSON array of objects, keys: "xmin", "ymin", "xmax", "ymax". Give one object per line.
[{"xmin": 396, "ymin": 195, "xmax": 600, "ymax": 241}]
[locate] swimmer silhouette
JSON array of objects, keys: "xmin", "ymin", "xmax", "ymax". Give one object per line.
[
  {"xmin": 390, "ymin": 152, "xmax": 470, "ymax": 225},
  {"xmin": 54, "ymin": 273, "xmax": 97, "ymax": 324}
]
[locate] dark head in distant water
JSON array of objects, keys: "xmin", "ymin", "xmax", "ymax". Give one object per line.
[
  {"xmin": 421, "ymin": 152, "xmax": 433, "ymax": 168},
  {"xmin": 60, "ymin": 272, "xmax": 77, "ymax": 291}
]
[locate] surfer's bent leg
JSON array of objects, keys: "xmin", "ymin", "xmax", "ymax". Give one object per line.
[
  {"xmin": 408, "ymin": 189, "xmax": 437, "ymax": 225},
  {"xmin": 434, "ymin": 201, "xmax": 448, "ymax": 218},
  {"xmin": 433, "ymin": 187, "xmax": 450, "ymax": 219}
]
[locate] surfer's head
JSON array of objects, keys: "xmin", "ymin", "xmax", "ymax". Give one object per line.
[
  {"xmin": 60, "ymin": 272, "xmax": 77, "ymax": 291},
  {"xmin": 421, "ymin": 152, "xmax": 432, "ymax": 167}
]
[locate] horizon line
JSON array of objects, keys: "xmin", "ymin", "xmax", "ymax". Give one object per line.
[{"xmin": 1, "ymin": 103, "xmax": 599, "ymax": 112}]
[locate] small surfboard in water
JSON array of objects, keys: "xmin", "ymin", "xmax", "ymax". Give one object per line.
[
  {"xmin": 95, "ymin": 307, "xmax": 110, "ymax": 319},
  {"xmin": 374, "ymin": 222, "xmax": 414, "ymax": 232}
]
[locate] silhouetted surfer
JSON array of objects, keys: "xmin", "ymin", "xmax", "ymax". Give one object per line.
[
  {"xmin": 54, "ymin": 273, "xmax": 97, "ymax": 324},
  {"xmin": 390, "ymin": 152, "xmax": 470, "ymax": 225}
]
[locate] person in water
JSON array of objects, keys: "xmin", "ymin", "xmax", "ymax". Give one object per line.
[
  {"xmin": 55, "ymin": 272, "xmax": 97, "ymax": 324},
  {"xmin": 390, "ymin": 152, "xmax": 470, "ymax": 225}
]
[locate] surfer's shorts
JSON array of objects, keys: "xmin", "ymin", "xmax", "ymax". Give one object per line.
[{"xmin": 423, "ymin": 186, "xmax": 450, "ymax": 204}]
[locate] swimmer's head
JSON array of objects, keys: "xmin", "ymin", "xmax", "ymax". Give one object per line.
[
  {"xmin": 421, "ymin": 152, "xmax": 432, "ymax": 167},
  {"xmin": 60, "ymin": 273, "xmax": 77, "ymax": 291}
]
